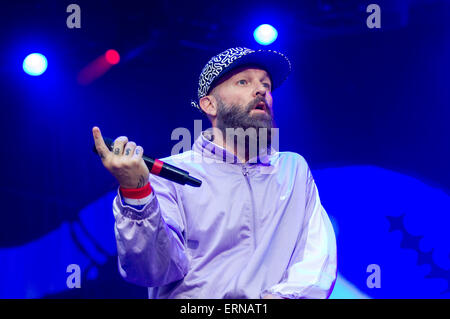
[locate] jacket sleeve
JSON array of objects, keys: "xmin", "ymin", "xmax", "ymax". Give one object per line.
[
  {"xmin": 112, "ymin": 174, "xmax": 189, "ymax": 287},
  {"xmin": 261, "ymin": 165, "xmax": 337, "ymax": 299}
]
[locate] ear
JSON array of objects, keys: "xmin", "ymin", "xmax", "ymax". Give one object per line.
[{"xmin": 199, "ymin": 95, "xmax": 217, "ymax": 117}]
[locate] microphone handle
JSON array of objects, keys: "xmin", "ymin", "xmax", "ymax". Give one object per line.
[{"xmin": 94, "ymin": 137, "xmax": 202, "ymax": 187}]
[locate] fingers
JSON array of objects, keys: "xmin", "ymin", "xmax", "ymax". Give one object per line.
[
  {"xmin": 92, "ymin": 128, "xmax": 148, "ymax": 188},
  {"xmin": 112, "ymin": 136, "xmax": 128, "ymax": 156},
  {"xmin": 123, "ymin": 142, "xmax": 137, "ymax": 157},
  {"xmin": 92, "ymin": 126, "xmax": 143, "ymax": 170},
  {"xmin": 92, "ymin": 126, "xmax": 111, "ymax": 161},
  {"xmin": 132, "ymin": 145, "xmax": 144, "ymax": 159}
]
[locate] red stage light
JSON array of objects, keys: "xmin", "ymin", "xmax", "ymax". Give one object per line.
[{"xmin": 105, "ymin": 49, "xmax": 120, "ymax": 65}]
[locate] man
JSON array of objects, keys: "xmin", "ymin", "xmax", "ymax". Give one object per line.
[{"xmin": 92, "ymin": 47, "xmax": 337, "ymax": 299}]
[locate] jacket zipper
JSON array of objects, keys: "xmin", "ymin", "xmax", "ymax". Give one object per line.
[{"xmin": 242, "ymin": 165, "xmax": 257, "ymax": 250}]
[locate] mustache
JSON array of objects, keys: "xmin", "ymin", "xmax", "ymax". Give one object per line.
[{"xmin": 245, "ymin": 96, "xmax": 271, "ymax": 115}]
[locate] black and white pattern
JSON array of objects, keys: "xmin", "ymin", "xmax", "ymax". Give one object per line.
[{"xmin": 191, "ymin": 47, "xmax": 291, "ymax": 113}]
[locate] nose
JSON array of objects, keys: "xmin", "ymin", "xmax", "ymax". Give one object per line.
[{"xmin": 254, "ymin": 82, "xmax": 268, "ymax": 97}]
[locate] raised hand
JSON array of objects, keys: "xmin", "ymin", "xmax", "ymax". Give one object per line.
[{"xmin": 92, "ymin": 126, "xmax": 149, "ymax": 189}]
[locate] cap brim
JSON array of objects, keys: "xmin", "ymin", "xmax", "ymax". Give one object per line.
[{"xmin": 211, "ymin": 50, "xmax": 291, "ymax": 92}]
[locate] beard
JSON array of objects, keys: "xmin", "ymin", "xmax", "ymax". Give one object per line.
[
  {"xmin": 213, "ymin": 94, "xmax": 275, "ymax": 158},
  {"xmin": 215, "ymin": 95, "xmax": 274, "ymax": 132}
]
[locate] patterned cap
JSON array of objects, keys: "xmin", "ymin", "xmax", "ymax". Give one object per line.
[{"xmin": 191, "ymin": 47, "xmax": 291, "ymax": 113}]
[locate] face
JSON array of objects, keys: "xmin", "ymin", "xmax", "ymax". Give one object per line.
[{"xmin": 209, "ymin": 67, "xmax": 275, "ymax": 134}]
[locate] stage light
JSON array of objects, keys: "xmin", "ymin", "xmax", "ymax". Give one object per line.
[
  {"xmin": 253, "ymin": 24, "xmax": 278, "ymax": 45},
  {"xmin": 105, "ymin": 49, "xmax": 120, "ymax": 65},
  {"xmin": 23, "ymin": 53, "xmax": 48, "ymax": 76},
  {"xmin": 78, "ymin": 49, "xmax": 120, "ymax": 85}
]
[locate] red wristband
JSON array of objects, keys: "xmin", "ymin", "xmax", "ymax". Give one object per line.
[{"xmin": 120, "ymin": 182, "xmax": 152, "ymax": 199}]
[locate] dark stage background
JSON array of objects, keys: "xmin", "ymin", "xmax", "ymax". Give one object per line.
[{"xmin": 0, "ymin": 0, "xmax": 449, "ymax": 298}]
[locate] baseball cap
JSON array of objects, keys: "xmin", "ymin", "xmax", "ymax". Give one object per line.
[{"xmin": 191, "ymin": 47, "xmax": 291, "ymax": 113}]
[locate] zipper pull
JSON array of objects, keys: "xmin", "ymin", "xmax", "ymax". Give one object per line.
[{"xmin": 242, "ymin": 165, "xmax": 249, "ymax": 176}]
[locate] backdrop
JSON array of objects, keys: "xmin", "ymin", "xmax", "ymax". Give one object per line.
[{"xmin": 0, "ymin": 0, "xmax": 448, "ymax": 299}]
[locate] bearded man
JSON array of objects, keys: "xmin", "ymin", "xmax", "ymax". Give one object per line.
[{"xmin": 93, "ymin": 47, "xmax": 337, "ymax": 299}]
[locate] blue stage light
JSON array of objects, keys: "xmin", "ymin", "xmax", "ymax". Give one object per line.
[
  {"xmin": 23, "ymin": 53, "xmax": 48, "ymax": 76},
  {"xmin": 253, "ymin": 24, "xmax": 278, "ymax": 45}
]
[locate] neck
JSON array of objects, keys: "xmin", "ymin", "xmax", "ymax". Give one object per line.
[{"xmin": 208, "ymin": 126, "xmax": 270, "ymax": 163}]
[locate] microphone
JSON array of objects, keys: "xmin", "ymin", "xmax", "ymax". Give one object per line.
[{"xmin": 93, "ymin": 136, "xmax": 202, "ymax": 187}]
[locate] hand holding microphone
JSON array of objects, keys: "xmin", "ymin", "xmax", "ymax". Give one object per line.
[{"xmin": 92, "ymin": 126, "xmax": 202, "ymax": 188}]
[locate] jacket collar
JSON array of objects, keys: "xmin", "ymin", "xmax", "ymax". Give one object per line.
[{"xmin": 193, "ymin": 128, "xmax": 276, "ymax": 166}]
